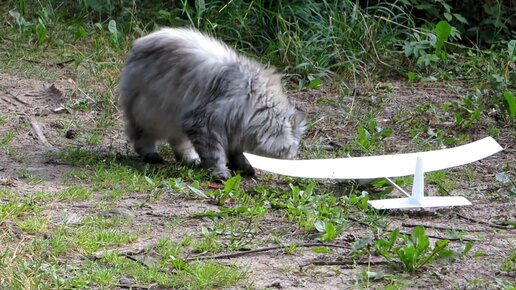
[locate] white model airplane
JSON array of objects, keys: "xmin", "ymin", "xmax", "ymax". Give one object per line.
[{"xmin": 244, "ymin": 137, "xmax": 503, "ymax": 209}]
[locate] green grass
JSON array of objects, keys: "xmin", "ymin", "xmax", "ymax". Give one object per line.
[
  {"xmin": 57, "ymin": 184, "xmax": 93, "ymax": 201},
  {"xmin": 0, "ymin": 115, "xmax": 7, "ymax": 125},
  {"xmin": 0, "ymin": 195, "xmax": 41, "ymax": 223},
  {"xmin": 16, "ymin": 215, "xmax": 48, "ymax": 234}
]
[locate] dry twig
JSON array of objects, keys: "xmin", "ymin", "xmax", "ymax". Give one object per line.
[
  {"xmin": 116, "ymin": 283, "xmax": 158, "ymax": 290},
  {"xmin": 349, "ymin": 217, "xmax": 479, "ymax": 241},
  {"xmin": 92, "ymin": 239, "xmax": 157, "ymax": 259},
  {"xmin": 29, "ymin": 117, "xmax": 53, "ymax": 148},
  {"xmin": 455, "ymin": 213, "xmax": 513, "ymax": 230},
  {"xmin": 186, "ymin": 243, "xmax": 349, "ymax": 261},
  {"xmin": 121, "ymin": 254, "xmax": 150, "ymax": 268},
  {"xmin": 9, "ymin": 93, "xmax": 30, "ymax": 105},
  {"xmin": 401, "ymin": 222, "xmax": 486, "ymax": 232},
  {"xmin": 300, "ymin": 259, "xmax": 388, "ymax": 268}
]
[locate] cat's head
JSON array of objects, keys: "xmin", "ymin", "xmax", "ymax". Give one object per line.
[
  {"xmin": 242, "ymin": 67, "xmax": 307, "ymax": 159},
  {"xmin": 246, "ymin": 105, "xmax": 307, "ymax": 159}
]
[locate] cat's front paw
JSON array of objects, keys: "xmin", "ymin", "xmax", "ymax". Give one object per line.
[
  {"xmin": 211, "ymin": 167, "xmax": 232, "ymax": 181},
  {"xmin": 190, "ymin": 157, "xmax": 201, "ymax": 167},
  {"xmin": 176, "ymin": 151, "xmax": 201, "ymax": 167},
  {"xmin": 179, "ymin": 155, "xmax": 201, "ymax": 167},
  {"xmin": 238, "ymin": 164, "xmax": 255, "ymax": 177},
  {"xmin": 143, "ymin": 152, "xmax": 165, "ymax": 164}
]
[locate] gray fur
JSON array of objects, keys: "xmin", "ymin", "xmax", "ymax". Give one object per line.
[{"xmin": 119, "ymin": 27, "xmax": 306, "ymax": 179}]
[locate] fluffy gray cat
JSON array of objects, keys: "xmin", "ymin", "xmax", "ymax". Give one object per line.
[{"xmin": 119, "ymin": 27, "xmax": 306, "ymax": 179}]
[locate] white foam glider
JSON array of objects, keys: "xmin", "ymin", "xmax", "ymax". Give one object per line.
[{"xmin": 244, "ymin": 137, "xmax": 503, "ymax": 209}]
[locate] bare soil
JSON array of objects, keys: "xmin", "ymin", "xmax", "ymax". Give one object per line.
[{"xmin": 0, "ymin": 72, "xmax": 514, "ymax": 289}]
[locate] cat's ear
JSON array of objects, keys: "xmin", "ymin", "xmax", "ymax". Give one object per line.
[{"xmin": 289, "ymin": 109, "xmax": 307, "ymax": 132}]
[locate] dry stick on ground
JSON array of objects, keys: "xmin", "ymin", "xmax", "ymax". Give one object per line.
[
  {"xmin": 400, "ymin": 229, "xmax": 479, "ymax": 241},
  {"xmin": 401, "ymin": 222, "xmax": 487, "ymax": 232},
  {"xmin": 92, "ymin": 239, "xmax": 158, "ymax": 259},
  {"xmin": 120, "ymin": 254, "xmax": 151, "ymax": 268},
  {"xmin": 91, "ymin": 246, "xmax": 168, "ymax": 274},
  {"xmin": 22, "ymin": 58, "xmax": 43, "ymax": 65},
  {"xmin": 185, "ymin": 243, "xmax": 350, "ymax": 261},
  {"xmin": 55, "ymin": 59, "xmax": 74, "ymax": 67},
  {"xmin": 116, "ymin": 283, "xmax": 158, "ymax": 290},
  {"xmin": 455, "ymin": 212, "xmax": 513, "ymax": 230},
  {"xmin": 348, "ymin": 217, "xmax": 479, "ymax": 242},
  {"xmin": 5, "ymin": 91, "xmax": 30, "ymax": 105},
  {"xmin": 99, "ymin": 253, "xmax": 167, "ymax": 275},
  {"xmin": 91, "ymin": 250, "xmax": 150, "ymax": 268},
  {"xmin": 93, "ymin": 247, "xmax": 146, "ymax": 260},
  {"xmin": 300, "ymin": 259, "xmax": 389, "ymax": 268},
  {"xmin": 28, "ymin": 116, "xmax": 54, "ymax": 149},
  {"xmin": 21, "ymin": 58, "xmax": 74, "ymax": 67}
]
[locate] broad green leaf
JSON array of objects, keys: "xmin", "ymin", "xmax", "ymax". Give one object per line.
[
  {"xmin": 423, "ymin": 239, "xmax": 451, "ymax": 265},
  {"xmin": 434, "ymin": 21, "xmax": 452, "ymax": 56},
  {"xmin": 417, "ymin": 54, "xmax": 440, "ymax": 67},
  {"xmin": 352, "ymin": 236, "xmax": 374, "ymax": 252},
  {"xmin": 460, "ymin": 241, "xmax": 474, "ymax": 256},
  {"xmin": 9, "ymin": 10, "xmax": 21, "ymax": 21},
  {"xmin": 396, "ymin": 245, "xmax": 417, "ymax": 271},
  {"xmin": 311, "ymin": 246, "xmax": 333, "ymax": 254},
  {"xmin": 196, "ymin": 0, "xmax": 206, "ymax": 12},
  {"xmin": 388, "ymin": 229, "xmax": 400, "ymax": 248},
  {"xmin": 363, "ymin": 270, "xmax": 385, "ymax": 281},
  {"xmin": 305, "ymin": 181, "xmax": 317, "ymax": 195},
  {"xmin": 322, "ymin": 222, "xmax": 337, "ymax": 241},
  {"xmin": 508, "ymin": 40, "xmax": 516, "ymax": 58},
  {"xmin": 84, "ymin": 0, "xmax": 103, "ymax": 11},
  {"xmin": 368, "ymin": 118, "xmax": 377, "ymax": 132},
  {"xmin": 144, "ymin": 176, "xmax": 155, "ymax": 186},
  {"xmin": 473, "ymin": 252, "xmax": 487, "ymax": 257},
  {"xmin": 421, "ymin": 75, "xmax": 438, "ymax": 82},
  {"xmin": 453, "ymin": 13, "xmax": 468, "ymax": 24},
  {"xmin": 201, "ymin": 226, "xmax": 210, "ymax": 235},
  {"xmin": 403, "ymin": 42, "xmax": 413, "ymax": 57},
  {"xmin": 495, "ymin": 172, "xmax": 512, "ymax": 184},
  {"xmin": 307, "ymin": 77, "xmax": 321, "ymax": 89},
  {"xmin": 381, "ymin": 128, "xmax": 393, "ymax": 138},
  {"xmin": 223, "ymin": 175, "xmax": 241, "ymax": 194},
  {"xmin": 411, "ymin": 226, "xmax": 430, "ymax": 255},
  {"xmin": 503, "ymin": 91, "xmax": 516, "ymax": 118},
  {"xmin": 188, "ymin": 185, "xmax": 206, "ymax": 198},
  {"xmin": 407, "ymin": 71, "xmax": 417, "ymax": 83},
  {"xmin": 314, "ymin": 220, "xmax": 326, "ymax": 233},
  {"xmin": 415, "ymin": 3, "xmax": 433, "ymax": 10},
  {"xmin": 356, "ymin": 126, "xmax": 370, "ymax": 149},
  {"xmin": 108, "ymin": 19, "xmax": 117, "ymax": 35},
  {"xmin": 441, "ymin": 1, "xmax": 452, "ymax": 12}
]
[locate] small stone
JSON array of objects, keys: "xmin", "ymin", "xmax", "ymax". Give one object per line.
[
  {"xmin": 59, "ymin": 213, "xmax": 82, "ymax": 225},
  {"xmin": 119, "ymin": 277, "xmax": 134, "ymax": 285},
  {"xmin": 53, "ymin": 107, "xmax": 67, "ymax": 114},
  {"xmin": 268, "ymin": 281, "xmax": 282, "ymax": 288},
  {"xmin": 65, "ymin": 129, "xmax": 77, "ymax": 139},
  {"xmin": 34, "ymin": 109, "xmax": 49, "ymax": 117}
]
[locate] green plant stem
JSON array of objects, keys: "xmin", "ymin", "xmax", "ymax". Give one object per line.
[{"xmin": 416, "ymin": 240, "xmax": 449, "ymax": 269}]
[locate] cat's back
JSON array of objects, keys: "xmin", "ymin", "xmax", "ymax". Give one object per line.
[{"xmin": 129, "ymin": 27, "xmax": 238, "ymax": 66}]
